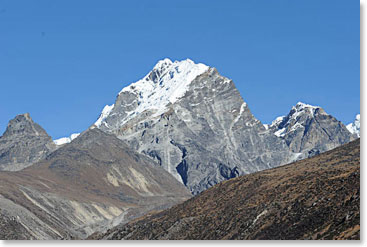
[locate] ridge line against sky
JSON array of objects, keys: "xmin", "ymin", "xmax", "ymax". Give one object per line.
[{"xmin": 0, "ymin": 0, "xmax": 360, "ymax": 139}]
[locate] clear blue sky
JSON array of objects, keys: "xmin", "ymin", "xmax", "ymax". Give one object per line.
[{"xmin": 0, "ymin": 0, "xmax": 359, "ymax": 139}]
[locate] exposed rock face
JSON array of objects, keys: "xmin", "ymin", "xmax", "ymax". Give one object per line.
[
  {"xmin": 0, "ymin": 128, "xmax": 191, "ymax": 239},
  {"xmin": 96, "ymin": 139, "xmax": 360, "ymax": 240},
  {"xmin": 0, "ymin": 207, "xmax": 34, "ymax": 240},
  {"xmin": 346, "ymin": 114, "xmax": 360, "ymax": 138},
  {"xmin": 0, "ymin": 113, "xmax": 56, "ymax": 171},
  {"xmin": 268, "ymin": 102, "xmax": 355, "ymax": 159},
  {"xmin": 96, "ymin": 59, "xmax": 294, "ymax": 194}
]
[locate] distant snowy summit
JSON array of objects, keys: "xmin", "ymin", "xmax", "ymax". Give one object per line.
[
  {"xmin": 267, "ymin": 102, "xmax": 354, "ymax": 157},
  {"xmin": 54, "ymin": 133, "xmax": 80, "ymax": 145},
  {"xmin": 269, "ymin": 102, "xmax": 321, "ymax": 138},
  {"xmin": 347, "ymin": 114, "xmax": 360, "ymax": 137}
]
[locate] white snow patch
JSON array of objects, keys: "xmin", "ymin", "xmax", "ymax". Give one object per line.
[
  {"xmin": 233, "ymin": 102, "xmax": 247, "ymax": 124},
  {"xmin": 54, "ymin": 133, "xmax": 80, "ymax": 145},
  {"xmin": 270, "ymin": 116, "xmax": 285, "ymax": 128},
  {"xmin": 346, "ymin": 114, "xmax": 360, "ymax": 137},
  {"xmin": 291, "ymin": 102, "xmax": 320, "ymax": 119},
  {"xmin": 95, "ymin": 104, "xmax": 114, "ymax": 127},
  {"xmin": 294, "ymin": 101, "xmax": 319, "ymax": 110},
  {"xmin": 289, "ymin": 122, "xmax": 304, "ymax": 132},
  {"xmin": 274, "ymin": 128, "xmax": 287, "ymax": 138},
  {"xmin": 292, "ymin": 152, "xmax": 304, "ymax": 161},
  {"xmin": 221, "ymin": 78, "xmax": 232, "ymax": 84},
  {"xmin": 190, "ymin": 102, "xmax": 202, "ymax": 107}
]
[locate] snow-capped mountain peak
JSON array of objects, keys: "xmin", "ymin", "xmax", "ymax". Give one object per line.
[
  {"xmin": 152, "ymin": 58, "xmax": 173, "ymax": 70},
  {"xmin": 120, "ymin": 58, "xmax": 209, "ymax": 98},
  {"xmin": 346, "ymin": 114, "xmax": 360, "ymax": 137},
  {"xmin": 94, "ymin": 58, "xmax": 209, "ymax": 127},
  {"xmin": 282, "ymin": 102, "xmax": 321, "ymax": 122},
  {"xmin": 270, "ymin": 102, "xmax": 322, "ymax": 138},
  {"xmin": 294, "ymin": 101, "xmax": 319, "ymax": 109},
  {"xmin": 290, "ymin": 102, "xmax": 320, "ymax": 118}
]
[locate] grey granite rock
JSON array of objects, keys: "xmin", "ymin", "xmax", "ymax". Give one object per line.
[
  {"xmin": 96, "ymin": 60, "xmax": 294, "ymax": 194},
  {"xmin": 0, "ymin": 113, "xmax": 56, "ymax": 171}
]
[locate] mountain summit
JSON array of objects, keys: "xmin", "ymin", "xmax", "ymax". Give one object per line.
[
  {"xmin": 0, "ymin": 113, "xmax": 56, "ymax": 171},
  {"xmin": 94, "ymin": 58, "xmax": 294, "ymax": 194},
  {"xmin": 3, "ymin": 113, "xmax": 47, "ymax": 137},
  {"xmin": 95, "ymin": 58, "xmax": 209, "ymax": 128},
  {"xmin": 346, "ymin": 114, "xmax": 360, "ymax": 137},
  {"xmin": 268, "ymin": 102, "xmax": 354, "ymax": 158}
]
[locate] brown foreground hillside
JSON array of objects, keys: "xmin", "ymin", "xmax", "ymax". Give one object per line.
[{"xmin": 95, "ymin": 139, "xmax": 360, "ymax": 240}]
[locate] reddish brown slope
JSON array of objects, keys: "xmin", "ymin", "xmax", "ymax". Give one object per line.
[{"xmin": 98, "ymin": 139, "xmax": 360, "ymax": 240}]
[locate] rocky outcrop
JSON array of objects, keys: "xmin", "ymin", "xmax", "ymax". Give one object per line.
[
  {"xmin": 0, "ymin": 113, "xmax": 56, "ymax": 171},
  {"xmin": 0, "ymin": 128, "xmax": 191, "ymax": 239},
  {"xmin": 96, "ymin": 139, "xmax": 360, "ymax": 240},
  {"xmin": 0, "ymin": 207, "xmax": 34, "ymax": 240},
  {"xmin": 268, "ymin": 102, "xmax": 355, "ymax": 158}
]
